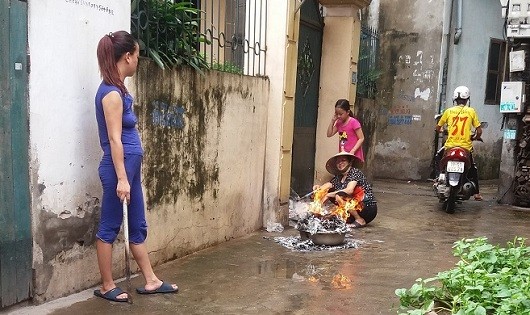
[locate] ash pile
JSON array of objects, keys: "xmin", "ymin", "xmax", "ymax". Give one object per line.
[
  {"xmin": 295, "ymin": 213, "xmax": 349, "ymax": 235},
  {"xmin": 269, "ymin": 235, "xmax": 362, "ymax": 252},
  {"xmin": 267, "ymin": 191, "xmax": 363, "ymax": 251}
]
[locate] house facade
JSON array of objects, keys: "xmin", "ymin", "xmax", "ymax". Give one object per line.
[
  {"xmin": 0, "ymin": 0, "xmax": 370, "ymax": 307},
  {"xmin": 365, "ymin": 0, "xmax": 505, "ymax": 182}
]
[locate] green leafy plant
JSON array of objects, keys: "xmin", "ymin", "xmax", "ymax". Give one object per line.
[
  {"xmin": 210, "ymin": 60, "xmax": 243, "ymax": 75},
  {"xmin": 395, "ymin": 237, "xmax": 530, "ymax": 315},
  {"xmin": 131, "ymin": 0, "xmax": 209, "ymax": 72}
]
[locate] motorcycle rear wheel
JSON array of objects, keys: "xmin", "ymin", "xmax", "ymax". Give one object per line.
[{"xmin": 444, "ymin": 187, "xmax": 457, "ymax": 214}]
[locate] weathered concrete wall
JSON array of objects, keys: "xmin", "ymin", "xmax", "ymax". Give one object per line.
[
  {"xmin": 132, "ymin": 63, "xmax": 269, "ymax": 266},
  {"xmin": 30, "ymin": 60, "xmax": 269, "ymax": 303},
  {"xmin": 372, "ymin": 0, "xmax": 444, "ymax": 180},
  {"xmin": 371, "ymin": 0, "xmax": 503, "ymax": 181},
  {"xmin": 28, "ymin": 0, "xmax": 130, "ymax": 302},
  {"xmin": 445, "ymin": 0, "xmax": 504, "ymax": 180},
  {"xmin": 354, "ymin": 98, "xmax": 377, "ymax": 181},
  {"xmin": 27, "ymin": 0, "xmax": 270, "ymax": 301}
]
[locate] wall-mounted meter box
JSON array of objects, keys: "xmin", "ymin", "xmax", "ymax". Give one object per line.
[
  {"xmin": 505, "ymin": 0, "xmax": 530, "ymax": 37},
  {"xmin": 500, "ymin": 81, "xmax": 525, "ymax": 113},
  {"xmin": 510, "ymin": 50, "xmax": 526, "ymax": 72}
]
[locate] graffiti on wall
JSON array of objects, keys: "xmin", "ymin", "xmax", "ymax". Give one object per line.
[
  {"xmin": 64, "ymin": 0, "xmax": 115, "ymax": 15},
  {"xmin": 384, "ymin": 49, "xmax": 436, "ymax": 126},
  {"xmin": 151, "ymin": 100, "xmax": 186, "ymax": 129},
  {"xmin": 398, "ymin": 50, "xmax": 436, "ymax": 84}
]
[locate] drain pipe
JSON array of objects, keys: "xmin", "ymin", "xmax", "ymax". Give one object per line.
[
  {"xmin": 454, "ymin": 0, "xmax": 462, "ymax": 44},
  {"xmin": 431, "ymin": 0, "xmax": 454, "ymax": 178},
  {"xmin": 437, "ymin": 0, "xmax": 453, "ymax": 116}
]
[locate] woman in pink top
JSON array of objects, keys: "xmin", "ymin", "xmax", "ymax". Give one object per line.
[{"xmin": 327, "ymin": 99, "xmax": 365, "ymax": 163}]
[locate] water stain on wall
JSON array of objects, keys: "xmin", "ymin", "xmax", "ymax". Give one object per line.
[
  {"xmin": 135, "ymin": 64, "xmax": 251, "ymax": 208},
  {"xmin": 378, "ymin": 29, "xmax": 419, "ymax": 113},
  {"xmin": 33, "ymin": 195, "xmax": 99, "ymax": 296},
  {"xmin": 475, "ymin": 138, "xmax": 502, "ymax": 180}
]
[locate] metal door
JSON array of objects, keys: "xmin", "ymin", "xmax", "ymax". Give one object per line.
[
  {"xmin": 291, "ymin": 0, "xmax": 323, "ymax": 196},
  {"xmin": 0, "ymin": 0, "xmax": 33, "ymax": 308}
]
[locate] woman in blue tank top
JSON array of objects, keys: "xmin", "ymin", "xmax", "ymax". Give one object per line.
[{"xmin": 93, "ymin": 31, "xmax": 177, "ymax": 302}]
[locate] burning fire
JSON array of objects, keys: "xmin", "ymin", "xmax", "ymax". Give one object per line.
[
  {"xmin": 331, "ymin": 273, "xmax": 351, "ymax": 289},
  {"xmin": 308, "ymin": 276, "xmax": 319, "ymax": 283},
  {"xmin": 308, "ymin": 187, "xmax": 329, "ymax": 215},
  {"xmin": 308, "ymin": 187, "xmax": 365, "ymax": 222}
]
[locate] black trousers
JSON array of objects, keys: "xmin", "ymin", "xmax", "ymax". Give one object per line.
[
  {"xmin": 346, "ymin": 204, "xmax": 378, "ymax": 224},
  {"xmin": 434, "ymin": 148, "xmax": 480, "ymax": 193}
]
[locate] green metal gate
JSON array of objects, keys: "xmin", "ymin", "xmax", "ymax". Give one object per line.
[
  {"xmin": 291, "ymin": 0, "xmax": 323, "ymax": 196},
  {"xmin": 0, "ymin": 0, "xmax": 33, "ymax": 308}
]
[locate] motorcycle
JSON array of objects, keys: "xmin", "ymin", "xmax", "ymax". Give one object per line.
[{"xmin": 432, "ymin": 117, "xmax": 487, "ymax": 213}]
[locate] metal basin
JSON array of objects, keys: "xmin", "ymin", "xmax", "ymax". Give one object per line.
[
  {"xmin": 299, "ymin": 230, "xmax": 311, "ymax": 241},
  {"xmin": 299, "ymin": 231, "xmax": 346, "ymax": 246}
]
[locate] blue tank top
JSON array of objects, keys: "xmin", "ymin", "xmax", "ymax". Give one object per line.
[{"xmin": 95, "ymin": 82, "xmax": 143, "ymax": 157}]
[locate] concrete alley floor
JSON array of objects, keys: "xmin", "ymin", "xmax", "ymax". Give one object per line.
[{"xmin": 4, "ymin": 179, "xmax": 530, "ymax": 315}]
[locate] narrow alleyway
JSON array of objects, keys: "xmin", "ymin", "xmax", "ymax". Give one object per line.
[{"xmin": 5, "ymin": 179, "xmax": 530, "ymax": 315}]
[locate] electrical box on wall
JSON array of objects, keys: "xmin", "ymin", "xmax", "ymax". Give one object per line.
[
  {"xmin": 505, "ymin": 0, "xmax": 530, "ymax": 37},
  {"xmin": 500, "ymin": 81, "xmax": 525, "ymax": 113},
  {"xmin": 510, "ymin": 50, "xmax": 526, "ymax": 72}
]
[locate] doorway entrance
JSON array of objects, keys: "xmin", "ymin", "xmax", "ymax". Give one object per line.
[{"xmin": 291, "ymin": 0, "xmax": 324, "ymax": 196}]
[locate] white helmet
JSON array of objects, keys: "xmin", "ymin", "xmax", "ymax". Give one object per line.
[{"xmin": 453, "ymin": 86, "xmax": 470, "ymax": 101}]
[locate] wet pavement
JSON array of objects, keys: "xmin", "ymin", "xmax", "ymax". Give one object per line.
[{"xmin": 5, "ymin": 179, "xmax": 530, "ymax": 315}]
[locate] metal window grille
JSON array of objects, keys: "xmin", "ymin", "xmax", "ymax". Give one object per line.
[
  {"xmin": 131, "ymin": 0, "xmax": 267, "ymax": 76},
  {"xmin": 201, "ymin": 0, "xmax": 267, "ymax": 76},
  {"xmin": 357, "ymin": 25, "xmax": 379, "ymax": 99}
]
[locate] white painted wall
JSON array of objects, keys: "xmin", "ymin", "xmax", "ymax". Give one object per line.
[
  {"xmin": 26, "ymin": 0, "xmax": 281, "ymax": 302},
  {"xmin": 28, "ymin": 1, "xmax": 130, "ymax": 213},
  {"xmin": 28, "ymin": 0, "xmax": 131, "ymax": 300},
  {"xmin": 263, "ymin": 0, "xmax": 289, "ymax": 224}
]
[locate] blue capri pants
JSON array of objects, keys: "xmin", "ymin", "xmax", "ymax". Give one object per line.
[{"xmin": 96, "ymin": 154, "xmax": 147, "ymax": 244}]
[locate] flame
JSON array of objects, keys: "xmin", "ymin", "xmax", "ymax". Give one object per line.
[
  {"xmin": 308, "ymin": 187, "xmax": 329, "ymax": 215},
  {"xmin": 308, "ymin": 276, "xmax": 319, "ymax": 283},
  {"xmin": 335, "ymin": 186, "xmax": 365, "ymax": 221},
  {"xmin": 308, "ymin": 186, "xmax": 365, "ymax": 222},
  {"xmin": 331, "ymin": 273, "xmax": 351, "ymax": 289}
]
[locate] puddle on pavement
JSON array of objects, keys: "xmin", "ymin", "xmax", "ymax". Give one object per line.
[
  {"xmin": 257, "ymin": 258, "xmax": 358, "ymax": 291},
  {"xmin": 265, "ymin": 235, "xmax": 363, "ymax": 251}
]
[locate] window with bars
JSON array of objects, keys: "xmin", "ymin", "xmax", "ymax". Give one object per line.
[
  {"xmin": 484, "ymin": 38, "xmax": 507, "ymax": 105},
  {"xmin": 131, "ymin": 0, "xmax": 267, "ymax": 76}
]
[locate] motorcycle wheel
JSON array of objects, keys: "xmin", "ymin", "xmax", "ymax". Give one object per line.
[{"xmin": 444, "ymin": 187, "xmax": 457, "ymax": 214}]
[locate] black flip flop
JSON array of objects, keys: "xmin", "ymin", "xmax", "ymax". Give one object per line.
[
  {"xmin": 94, "ymin": 287, "xmax": 129, "ymax": 302},
  {"xmin": 136, "ymin": 281, "xmax": 178, "ymax": 295}
]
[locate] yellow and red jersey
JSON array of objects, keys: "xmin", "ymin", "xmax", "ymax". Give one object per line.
[{"xmin": 437, "ymin": 105, "xmax": 481, "ymax": 151}]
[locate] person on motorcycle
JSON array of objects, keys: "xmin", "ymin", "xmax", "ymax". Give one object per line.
[{"xmin": 435, "ymin": 85, "xmax": 483, "ymax": 201}]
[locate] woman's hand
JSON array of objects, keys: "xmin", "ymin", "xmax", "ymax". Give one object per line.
[
  {"xmin": 116, "ymin": 178, "xmax": 131, "ymax": 203},
  {"xmin": 312, "ymin": 185, "xmax": 321, "ymax": 191},
  {"xmin": 331, "ymin": 113, "xmax": 338, "ymax": 122}
]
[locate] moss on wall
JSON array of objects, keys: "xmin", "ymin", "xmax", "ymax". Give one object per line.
[
  {"xmin": 135, "ymin": 65, "xmax": 220, "ymax": 207},
  {"xmin": 134, "ymin": 62, "xmax": 256, "ymax": 209},
  {"xmin": 475, "ymin": 138, "xmax": 502, "ymax": 180}
]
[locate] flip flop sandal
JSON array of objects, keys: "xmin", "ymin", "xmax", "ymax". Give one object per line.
[
  {"xmin": 136, "ymin": 281, "xmax": 179, "ymax": 295},
  {"xmin": 94, "ymin": 287, "xmax": 129, "ymax": 302}
]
